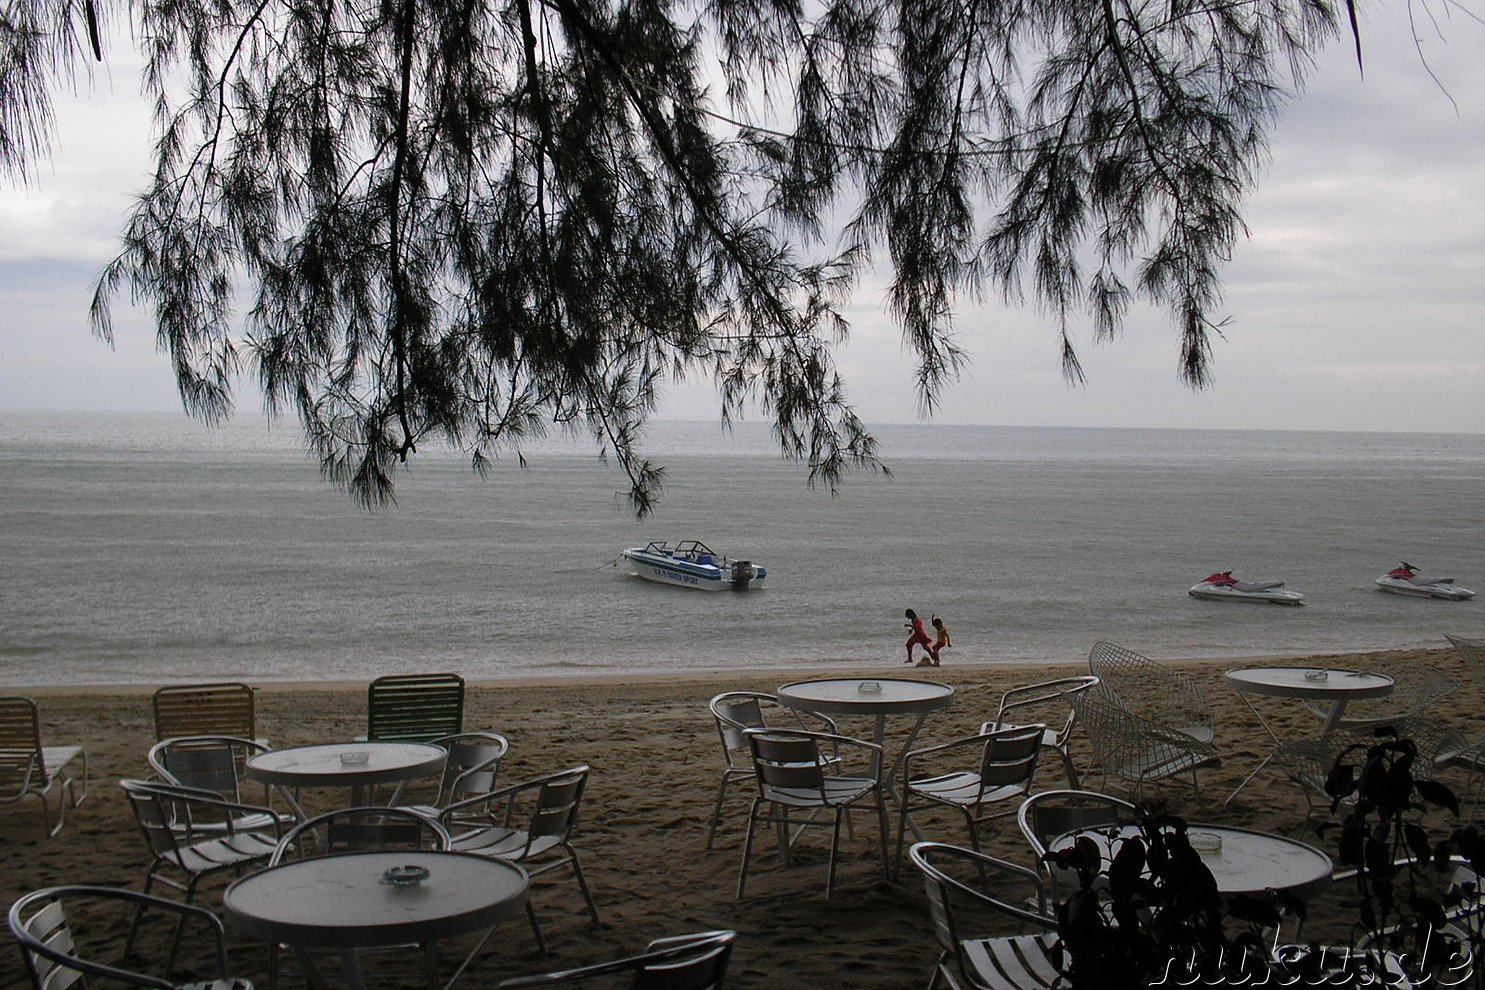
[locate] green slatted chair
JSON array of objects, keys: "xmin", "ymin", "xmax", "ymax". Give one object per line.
[{"xmin": 364, "ymin": 673, "xmax": 466, "ymax": 743}]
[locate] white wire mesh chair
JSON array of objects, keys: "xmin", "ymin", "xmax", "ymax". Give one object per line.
[
  {"xmin": 895, "ymin": 724, "xmax": 1044, "ymax": 869},
  {"xmin": 9, "ymin": 884, "xmax": 253, "ymax": 990},
  {"xmin": 440, "ymin": 765, "xmax": 600, "ymax": 953},
  {"xmin": 737, "ymin": 728, "xmax": 890, "ymax": 899},
  {"xmin": 705, "ymin": 691, "xmax": 840, "ymax": 849},
  {"xmin": 495, "ymin": 929, "xmax": 737, "ymax": 989},
  {"xmin": 1070, "ymin": 688, "xmax": 1220, "ymax": 798},
  {"xmin": 1087, "ymin": 641, "xmax": 1213, "ymax": 744},
  {"xmin": 1296, "ymin": 658, "xmax": 1456, "ymax": 731},
  {"xmin": 1016, "ymin": 789, "xmax": 1140, "ymax": 903},
  {"xmin": 908, "ymin": 841, "xmax": 1061, "ymax": 990},
  {"xmin": 981, "ymin": 675, "xmax": 1101, "ymax": 787}
]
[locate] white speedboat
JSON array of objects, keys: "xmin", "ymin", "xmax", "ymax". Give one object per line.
[
  {"xmin": 1189, "ymin": 571, "xmax": 1305, "ymax": 606},
  {"xmin": 621, "ymin": 540, "xmax": 766, "ymax": 591},
  {"xmin": 1375, "ymin": 562, "xmax": 1476, "ymax": 601}
]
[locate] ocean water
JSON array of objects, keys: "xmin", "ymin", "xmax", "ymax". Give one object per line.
[{"xmin": 0, "ymin": 410, "xmax": 1480, "ymax": 686}]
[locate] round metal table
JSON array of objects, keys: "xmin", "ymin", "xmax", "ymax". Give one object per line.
[
  {"xmin": 1222, "ymin": 666, "xmax": 1395, "ymax": 803},
  {"xmin": 245, "ymin": 742, "xmax": 448, "ymax": 817},
  {"xmin": 223, "ymin": 849, "xmax": 527, "ymax": 990},
  {"xmin": 1054, "ymin": 822, "xmax": 1334, "ymax": 900}
]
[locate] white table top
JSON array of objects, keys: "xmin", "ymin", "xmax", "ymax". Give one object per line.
[
  {"xmin": 223, "ymin": 850, "xmax": 528, "ymax": 948},
  {"xmin": 1223, "ymin": 666, "xmax": 1395, "ymax": 701},
  {"xmin": 1055, "ymin": 823, "xmax": 1333, "ymax": 899},
  {"xmin": 245, "ymin": 742, "xmax": 448, "ymax": 788},
  {"xmin": 775, "ymin": 677, "xmax": 954, "ymax": 716}
]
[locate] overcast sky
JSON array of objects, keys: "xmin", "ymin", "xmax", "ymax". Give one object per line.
[{"xmin": 1, "ymin": 4, "xmax": 1481, "ymax": 435}]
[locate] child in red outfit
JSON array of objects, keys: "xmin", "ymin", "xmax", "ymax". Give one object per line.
[{"xmin": 904, "ymin": 608, "xmax": 932, "ymax": 663}]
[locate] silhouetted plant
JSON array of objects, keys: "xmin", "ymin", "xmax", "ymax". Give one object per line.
[
  {"xmin": 1320, "ymin": 726, "xmax": 1485, "ymax": 987},
  {"xmin": 1046, "ymin": 812, "xmax": 1302, "ymax": 988}
]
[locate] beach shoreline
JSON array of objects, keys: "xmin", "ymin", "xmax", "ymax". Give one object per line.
[{"xmin": 1, "ymin": 644, "xmax": 1474, "ymax": 989}]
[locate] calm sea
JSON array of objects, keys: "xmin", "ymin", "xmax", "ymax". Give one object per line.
[{"xmin": 0, "ymin": 411, "xmax": 1480, "ymax": 686}]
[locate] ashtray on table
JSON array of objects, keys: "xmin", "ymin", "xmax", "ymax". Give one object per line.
[
  {"xmin": 340, "ymin": 751, "xmax": 371, "ymax": 765},
  {"xmin": 381, "ymin": 865, "xmax": 430, "ymax": 886},
  {"xmin": 857, "ymin": 681, "xmax": 883, "ymax": 694}
]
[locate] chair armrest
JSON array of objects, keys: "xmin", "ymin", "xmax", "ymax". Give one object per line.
[{"xmin": 438, "ymin": 765, "xmax": 590, "ymax": 826}]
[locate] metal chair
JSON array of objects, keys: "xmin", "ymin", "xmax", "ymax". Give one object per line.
[
  {"xmin": 118, "ymin": 779, "xmax": 282, "ymax": 964},
  {"xmin": 1016, "ymin": 789, "xmax": 1140, "ymax": 902},
  {"xmin": 737, "ymin": 728, "xmax": 891, "ymax": 899},
  {"xmin": 895, "ymin": 724, "xmax": 1044, "ymax": 868},
  {"xmin": 1297, "ymin": 658, "xmax": 1456, "ymax": 731},
  {"xmin": 440, "ymin": 765, "xmax": 599, "ymax": 953},
  {"xmin": 266, "ymin": 807, "xmax": 451, "ymax": 989},
  {"xmin": 908, "ymin": 841, "xmax": 1060, "ymax": 990},
  {"xmin": 147, "ymin": 735, "xmax": 290, "ymax": 832},
  {"xmin": 706, "ymin": 690, "xmax": 839, "ymax": 848},
  {"xmin": 1087, "ymin": 641, "xmax": 1213, "ymax": 744},
  {"xmin": 1070, "ymin": 688, "xmax": 1220, "ymax": 797},
  {"xmin": 9, "ymin": 884, "xmax": 253, "ymax": 990},
  {"xmin": 399, "ymin": 730, "xmax": 510, "ymax": 824},
  {"xmin": 981, "ymin": 675, "xmax": 1101, "ymax": 787},
  {"xmin": 364, "ymin": 672, "xmax": 465, "ymax": 743},
  {"xmin": 495, "ymin": 929, "xmax": 736, "ymax": 988},
  {"xmin": 152, "ymin": 682, "xmax": 260, "ymax": 743},
  {"xmin": 0, "ymin": 696, "xmax": 88, "ymax": 838}
]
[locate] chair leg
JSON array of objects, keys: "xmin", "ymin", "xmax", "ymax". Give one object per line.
[
  {"xmin": 525, "ymin": 900, "xmax": 549, "ymax": 955},
  {"xmin": 1061, "ymin": 747, "xmax": 1081, "ymax": 789},
  {"xmin": 563, "ymin": 846, "xmax": 601, "ymax": 925},
  {"xmin": 706, "ymin": 777, "xmax": 731, "ymax": 849},
  {"xmin": 826, "ymin": 807, "xmax": 843, "ymax": 898},
  {"xmin": 737, "ymin": 799, "xmax": 761, "ymax": 899},
  {"xmin": 874, "ymin": 794, "xmax": 892, "ymax": 881}
]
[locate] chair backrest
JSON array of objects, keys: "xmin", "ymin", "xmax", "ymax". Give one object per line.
[
  {"xmin": 9, "ymin": 884, "xmax": 240, "ymax": 990},
  {"xmin": 1087, "ymin": 641, "xmax": 1210, "ymax": 731},
  {"xmin": 527, "ymin": 767, "xmax": 589, "ymax": 845},
  {"xmin": 989, "ymin": 675, "xmax": 1101, "ymax": 741},
  {"xmin": 495, "ymin": 929, "xmax": 736, "ymax": 989},
  {"xmin": 147, "ymin": 735, "xmax": 269, "ymax": 802},
  {"xmin": 975, "ymin": 725, "xmax": 1044, "ymax": 790},
  {"xmin": 270, "ymin": 807, "xmax": 450, "ymax": 865},
  {"xmin": 710, "ymin": 692, "xmax": 771, "ymax": 766},
  {"xmin": 152, "ymin": 682, "xmax": 257, "ymax": 742},
  {"xmin": 120, "ymin": 778, "xmax": 192, "ymax": 862},
  {"xmin": 430, "ymin": 731, "xmax": 510, "ymax": 808},
  {"xmin": 1447, "ymin": 635, "xmax": 1485, "ymax": 688},
  {"xmin": 1017, "ymin": 788, "xmax": 1140, "ymax": 859},
  {"xmin": 747, "ymin": 730, "xmax": 832, "ymax": 796},
  {"xmin": 0, "ymin": 696, "xmax": 46, "ymax": 795},
  {"xmin": 366, "ymin": 673, "xmax": 466, "ymax": 742}
]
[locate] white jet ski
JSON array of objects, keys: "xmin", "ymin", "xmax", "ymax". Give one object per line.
[
  {"xmin": 1375, "ymin": 562, "xmax": 1476, "ymax": 601},
  {"xmin": 1189, "ymin": 571, "xmax": 1306, "ymax": 606}
]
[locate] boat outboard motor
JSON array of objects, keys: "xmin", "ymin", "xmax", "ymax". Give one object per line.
[{"xmin": 730, "ymin": 561, "xmax": 756, "ymax": 590}]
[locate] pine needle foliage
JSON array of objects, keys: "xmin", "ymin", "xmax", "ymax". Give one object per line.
[{"xmin": 4, "ymin": 0, "xmax": 1359, "ymax": 512}]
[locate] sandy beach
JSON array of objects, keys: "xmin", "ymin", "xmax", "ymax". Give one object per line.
[{"xmin": 3, "ymin": 645, "xmax": 1479, "ymax": 989}]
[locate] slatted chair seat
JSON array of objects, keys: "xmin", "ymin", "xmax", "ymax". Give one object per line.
[
  {"xmin": 0, "ymin": 697, "xmax": 89, "ymax": 839},
  {"xmin": 495, "ymin": 929, "xmax": 736, "ymax": 989},
  {"xmin": 960, "ymin": 933, "xmax": 1064, "ymax": 989},
  {"xmin": 364, "ymin": 673, "xmax": 466, "ymax": 743}
]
